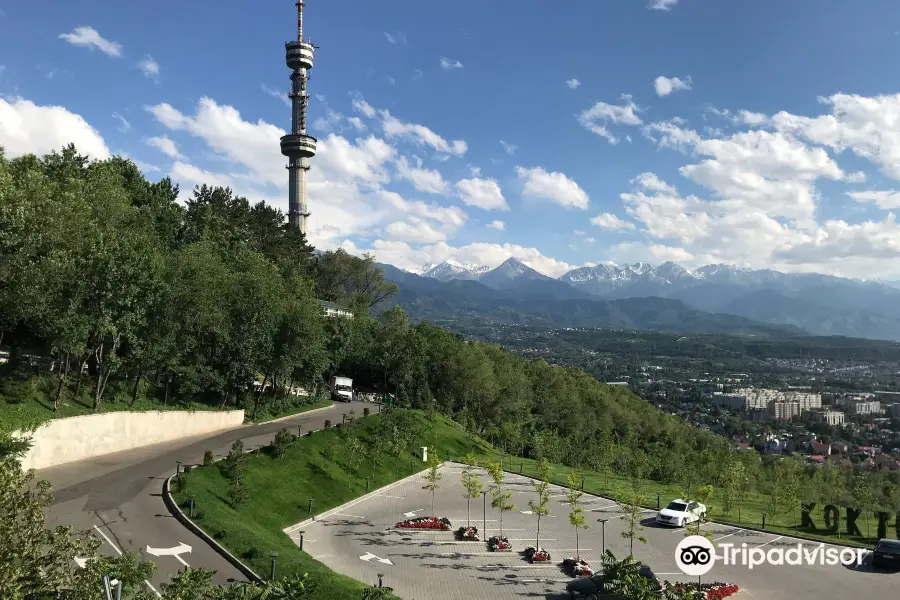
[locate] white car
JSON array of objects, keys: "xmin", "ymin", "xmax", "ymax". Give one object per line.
[{"xmin": 656, "ymin": 499, "xmax": 706, "ymax": 527}]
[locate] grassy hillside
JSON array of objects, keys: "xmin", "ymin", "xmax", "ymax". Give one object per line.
[{"xmin": 173, "ymin": 409, "xmax": 490, "ymax": 600}]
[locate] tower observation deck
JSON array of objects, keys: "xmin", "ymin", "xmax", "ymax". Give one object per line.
[{"xmin": 280, "ymin": 0, "xmax": 317, "ymax": 234}]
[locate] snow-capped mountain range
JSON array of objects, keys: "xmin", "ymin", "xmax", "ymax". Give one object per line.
[
  {"xmin": 401, "ymin": 258, "xmax": 900, "ymax": 340},
  {"xmin": 420, "ymin": 260, "xmax": 490, "ymax": 281}
]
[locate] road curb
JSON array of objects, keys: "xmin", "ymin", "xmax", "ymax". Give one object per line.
[
  {"xmin": 253, "ymin": 402, "xmax": 334, "ymax": 425},
  {"xmin": 283, "ymin": 462, "xmax": 437, "ymax": 535},
  {"xmin": 162, "ymin": 475, "xmax": 264, "ymax": 583}
]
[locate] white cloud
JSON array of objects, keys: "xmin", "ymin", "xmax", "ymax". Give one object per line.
[
  {"xmin": 654, "ymin": 75, "xmax": 692, "ymax": 97},
  {"xmin": 847, "ymin": 190, "xmax": 900, "ymax": 210},
  {"xmin": 313, "ymin": 109, "xmax": 368, "ymax": 134},
  {"xmin": 146, "ymin": 135, "xmax": 183, "ymax": 159},
  {"xmin": 566, "ymin": 79, "xmax": 581, "ymax": 89},
  {"xmin": 516, "ymin": 166, "xmax": 590, "ymax": 210},
  {"xmin": 352, "ymin": 95, "xmax": 467, "ymax": 156},
  {"xmin": 0, "ymin": 96, "xmax": 110, "ymax": 159},
  {"xmin": 112, "ymin": 112, "xmax": 131, "ymax": 133},
  {"xmin": 648, "ymin": 0, "xmax": 678, "ymax": 10},
  {"xmin": 413, "ymin": 69, "xmax": 424, "ymax": 80},
  {"xmin": 395, "ymin": 155, "xmax": 449, "ymax": 194},
  {"xmin": 351, "ymin": 97, "xmax": 377, "ymax": 119},
  {"xmin": 439, "ymin": 57, "xmax": 463, "ymax": 70},
  {"xmin": 591, "ymin": 213, "xmax": 635, "ymax": 231},
  {"xmin": 578, "ymin": 95, "xmax": 642, "ymax": 144},
  {"xmin": 631, "ymin": 172, "xmax": 677, "ymax": 194},
  {"xmin": 500, "ymin": 140, "xmax": 517, "ymax": 155},
  {"xmin": 261, "ymin": 84, "xmax": 290, "ymax": 107},
  {"xmin": 772, "ymin": 93, "xmax": 900, "ymax": 181},
  {"xmin": 386, "ymin": 220, "xmax": 447, "ymax": 243},
  {"xmin": 59, "ymin": 26, "xmax": 122, "ymax": 57},
  {"xmin": 488, "ymin": 220, "xmax": 505, "ymax": 230},
  {"xmin": 455, "ymin": 178, "xmax": 509, "ymax": 211},
  {"xmin": 601, "ymin": 92, "xmax": 900, "ymax": 277},
  {"xmin": 138, "ymin": 55, "xmax": 160, "ymax": 82},
  {"xmin": 384, "ymin": 32, "xmax": 406, "ymax": 45},
  {"xmin": 573, "ymin": 230, "xmax": 586, "ymax": 237},
  {"xmin": 738, "ymin": 110, "xmax": 769, "ymax": 127},
  {"xmin": 379, "ymin": 108, "xmax": 467, "ymax": 155}
]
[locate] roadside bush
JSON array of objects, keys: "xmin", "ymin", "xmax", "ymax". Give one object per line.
[
  {"xmin": 203, "ymin": 449, "xmax": 215, "ymax": 466},
  {"xmin": 272, "ymin": 428, "xmax": 296, "ymax": 459},
  {"xmin": 363, "ymin": 407, "xmax": 370, "ymax": 417},
  {"xmin": 322, "ymin": 444, "xmax": 336, "ymax": 461},
  {"xmin": 242, "ymin": 547, "xmax": 261, "ymax": 560},
  {"xmin": 324, "ymin": 419, "xmax": 331, "ymax": 429}
]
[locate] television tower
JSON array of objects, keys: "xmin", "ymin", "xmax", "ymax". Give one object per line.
[{"xmin": 280, "ymin": 0, "xmax": 317, "ymax": 234}]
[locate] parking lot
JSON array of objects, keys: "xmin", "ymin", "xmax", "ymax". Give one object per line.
[{"xmin": 286, "ymin": 463, "xmax": 899, "ymax": 600}]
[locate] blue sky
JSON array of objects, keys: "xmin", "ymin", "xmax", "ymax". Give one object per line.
[{"xmin": 4, "ymin": 0, "xmax": 900, "ymax": 278}]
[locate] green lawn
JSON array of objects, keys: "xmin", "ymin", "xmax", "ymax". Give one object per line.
[
  {"xmin": 0, "ymin": 372, "xmax": 330, "ymax": 433},
  {"xmin": 173, "ymin": 410, "xmax": 492, "ymax": 600},
  {"xmin": 467, "ymin": 451, "xmax": 896, "ymax": 549}
]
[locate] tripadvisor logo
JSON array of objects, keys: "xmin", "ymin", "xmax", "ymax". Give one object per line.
[{"xmin": 675, "ymin": 535, "xmax": 866, "ymax": 575}]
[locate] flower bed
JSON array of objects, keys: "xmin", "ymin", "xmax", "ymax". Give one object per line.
[
  {"xmin": 561, "ymin": 557, "xmax": 593, "ymax": 577},
  {"xmin": 524, "ymin": 546, "xmax": 551, "ymax": 562},
  {"xmin": 488, "ymin": 535, "xmax": 511, "ymax": 552},
  {"xmin": 395, "ymin": 516, "xmax": 451, "ymax": 530},
  {"xmin": 456, "ymin": 526, "xmax": 479, "ymax": 541},
  {"xmin": 662, "ymin": 581, "xmax": 740, "ymax": 599}
]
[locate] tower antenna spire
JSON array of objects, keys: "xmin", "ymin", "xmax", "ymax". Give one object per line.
[
  {"xmin": 281, "ymin": 0, "xmax": 317, "ymax": 235},
  {"xmin": 296, "ymin": 0, "xmax": 304, "ymax": 42}
]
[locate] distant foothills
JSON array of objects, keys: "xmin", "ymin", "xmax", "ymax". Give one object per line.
[{"xmin": 375, "ymin": 258, "xmax": 900, "ymax": 342}]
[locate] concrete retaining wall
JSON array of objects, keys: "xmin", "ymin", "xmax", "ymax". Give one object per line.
[{"xmin": 19, "ymin": 409, "xmax": 245, "ymax": 470}]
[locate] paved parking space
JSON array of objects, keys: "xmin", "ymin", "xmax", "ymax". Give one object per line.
[{"xmin": 288, "ymin": 464, "xmax": 900, "ymax": 600}]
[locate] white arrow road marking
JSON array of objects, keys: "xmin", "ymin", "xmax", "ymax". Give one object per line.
[
  {"xmin": 520, "ymin": 510, "xmax": 533, "ymax": 515},
  {"xmin": 359, "ymin": 552, "xmax": 393, "ymax": 565},
  {"xmin": 145, "ymin": 543, "xmax": 192, "ymax": 567},
  {"xmin": 93, "ymin": 526, "xmax": 161, "ymax": 597},
  {"xmin": 74, "ymin": 557, "xmax": 89, "ymax": 569},
  {"xmin": 402, "ymin": 509, "xmax": 424, "ymax": 518}
]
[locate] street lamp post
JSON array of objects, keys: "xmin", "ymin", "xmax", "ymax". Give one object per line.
[
  {"xmin": 482, "ymin": 490, "xmax": 488, "ymax": 535},
  {"xmin": 598, "ymin": 519, "xmax": 608, "ymax": 555},
  {"xmin": 270, "ymin": 553, "xmax": 278, "ymax": 581}
]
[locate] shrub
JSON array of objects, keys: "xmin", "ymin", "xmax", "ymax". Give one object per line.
[
  {"xmin": 322, "ymin": 444, "xmax": 336, "ymax": 461},
  {"xmin": 272, "ymin": 428, "xmax": 295, "ymax": 459},
  {"xmin": 242, "ymin": 547, "xmax": 261, "ymax": 560},
  {"xmin": 214, "ymin": 529, "xmax": 227, "ymax": 540},
  {"xmin": 363, "ymin": 407, "xmax": 370, "ymax": 417},
  {"xmin": 324, "ymin": 419, "xmax": 332, "ymax": 429},
  {"xmin": 203, "ymin": 450, "xmax": 215, "ymax": 466}
]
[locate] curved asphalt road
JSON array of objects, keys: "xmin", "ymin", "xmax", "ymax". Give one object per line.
[{"xmin": 41, "ymin": 401, "xmax": 372, "ymax": 595}]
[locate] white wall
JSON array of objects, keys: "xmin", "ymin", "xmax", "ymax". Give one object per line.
[{"xmin": 18, "ymin": 409, "xmax": 245, "ymax": 470}]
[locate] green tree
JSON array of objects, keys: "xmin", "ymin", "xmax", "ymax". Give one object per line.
[
  {"xmin": 460, "ymin": 453, "xmax": 484, "ymax": 528},
  {"xmin": 566, "ymin": 471, "xmax": 590, "ymax": 560},
  {"xmin": 684, "ymin": 485, "xmax": 713, "ymax": 540},
  {"xmin": 486, "ymin": 461, "xmax": 516, "ymax": 539},
  {"xmin": 618, "ymin": 489, "xmax": 648, "ymax": 556},
  {"xmin": 529, "ymin": 459, "xmax": 553, "ymax": 549},
  {"xmin": 720, "ymin": 458, "xmax": 746, "ymax": 516},
  {"xmin": 422, "ymin": 450, "xmax": 443, "ymax": 519},
  {"xmin": 344, "ymin": 437, "xmax": 366, "ymax": 475}
]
